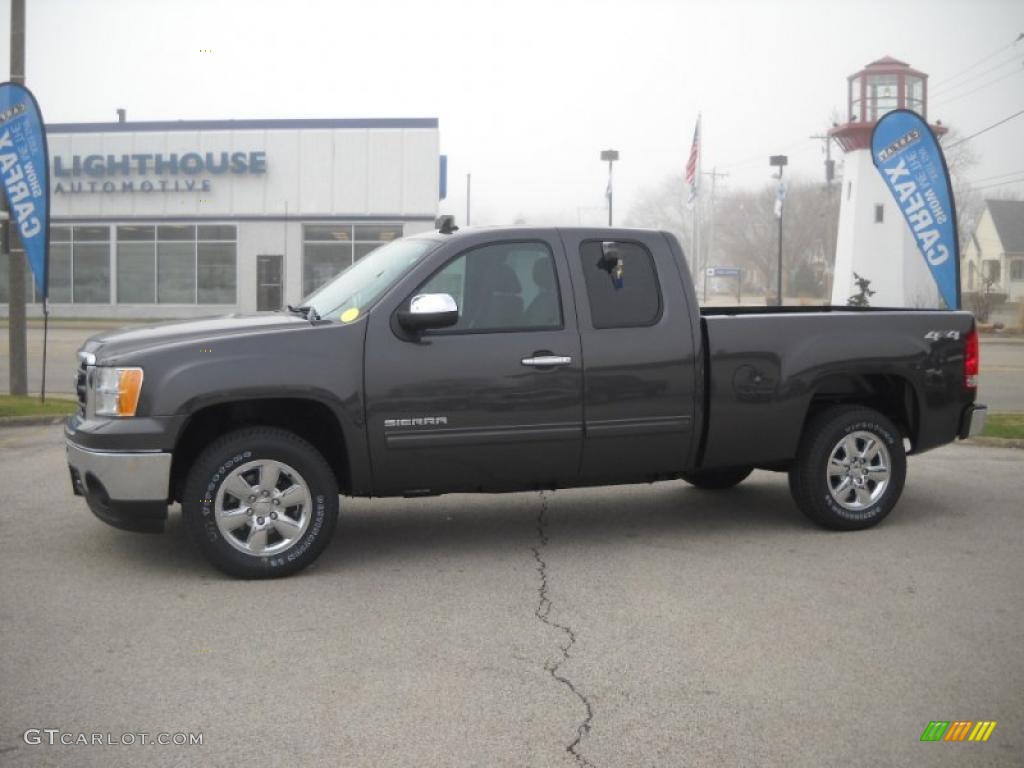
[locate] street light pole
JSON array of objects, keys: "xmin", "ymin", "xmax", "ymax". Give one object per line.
[
  {"xmin": 769, "ymin": 154, "xmax": 788, "ymax": 306},
  {"xmin": 600, "ymin": 149, "xmax": 619, "ymax": 226}
]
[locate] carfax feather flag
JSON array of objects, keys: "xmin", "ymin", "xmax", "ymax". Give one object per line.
[
  {"xmin": 871, "ymin": 109, "xmax": 960, "ymax": 309},
  {"xmin": 0, "ymin": 82, "xmax": 50, "ymax": 299}
]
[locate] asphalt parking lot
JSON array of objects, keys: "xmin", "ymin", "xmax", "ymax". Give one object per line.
[{"xmin": 0, "ymin": 424, "xmax": 1021, "ymax": 767}]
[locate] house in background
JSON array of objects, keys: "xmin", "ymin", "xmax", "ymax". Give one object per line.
[{"xmin": 962, "ymin": 199, "xmax": 1024, "ymax": 303}]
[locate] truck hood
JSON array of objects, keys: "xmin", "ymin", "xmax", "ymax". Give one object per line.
[{"xmin": 82, "ymin": 313, "xmax": 312, "ymax": 362}]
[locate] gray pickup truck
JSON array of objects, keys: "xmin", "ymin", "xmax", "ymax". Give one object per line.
[{"xmin": 66, "ymin": 222, "xmax": 986, "ymax": 578}]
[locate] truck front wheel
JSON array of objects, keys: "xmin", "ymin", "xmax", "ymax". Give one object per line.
[
  {"xmin": 789, "ymin": 406, "xmax": 906, "ymax": 530},
  {"xmin": 182, "ymin": 427, "xmax": 339, "ymax": 578}
]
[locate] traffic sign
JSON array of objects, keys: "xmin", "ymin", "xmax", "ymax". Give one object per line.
[{"xmin": 707, "ymin": 266, "xmax": 741, "ymax": 277}]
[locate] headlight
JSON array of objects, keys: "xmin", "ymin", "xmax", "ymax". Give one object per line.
[{"xmin": 94, "ymin": 367, "xmax": 144, "ymax": 417}]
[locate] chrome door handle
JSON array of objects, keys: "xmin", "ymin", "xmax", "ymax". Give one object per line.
[{"xmin": 521, "ymin": 355, "xmax": 573, "ymax": 367}]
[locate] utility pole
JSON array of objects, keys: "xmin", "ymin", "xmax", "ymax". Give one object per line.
[
  {"xmin": 465, "ymin": 173, "xmax": 471, "ymax": 226},
  {"xmin": 5, "ymin": 0, "xmax": 28, "ymax": 396},
  {"xmin": 809, "ymin": 133, "xmax": 836, "ymax": 187},
  {"xmin": 811, "ymin": 133, "xmax": 838, "ymax": 292},
  {"xmin": 702, "ymin": 167, "xmax": 728, "ymax": 301}
]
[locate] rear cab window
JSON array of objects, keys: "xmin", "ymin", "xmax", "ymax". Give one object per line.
[{"xmin": 578, "ymin": 240, "xmax": 662, "ymax": 328}]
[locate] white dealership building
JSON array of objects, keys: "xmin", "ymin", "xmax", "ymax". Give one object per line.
[{"xmin": 1, "ymin": 117, "xmax": 443, "ymax": 317}]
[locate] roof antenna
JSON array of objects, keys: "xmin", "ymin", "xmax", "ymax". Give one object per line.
[
  {"xmin": 116, "ymin": 108, "xmax": 126, "ymax": 123},
  {"xmin": 435, "ymin": 215, "xmax": 459, "ymax": 234}
]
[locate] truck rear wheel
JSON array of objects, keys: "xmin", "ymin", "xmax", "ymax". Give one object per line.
[
  {"xmin": 680, "ymin": 466, "xmax": 753, "ymax": 490},
  {"xmin": 182, "ymin": 427, "xmax": 339, "ymax": 578},
  {"xmin": 789, "ymin": 406, "xmax": 906, "ymax": 530}
]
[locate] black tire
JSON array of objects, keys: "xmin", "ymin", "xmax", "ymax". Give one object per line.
[
  {"xmin": 789, "ymin": 405, "xmax": 906, "ymax": 531},
  {"xmin": 680, "ymin": 466, "xmax": 753, "ymax": 490},
  {"xmin": 182, "ymin": 427, "xmax": 339, "ymax": 578}
]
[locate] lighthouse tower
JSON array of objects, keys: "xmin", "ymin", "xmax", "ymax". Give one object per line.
[{"xmin": 830, "ymin": 57, "xmax": 947, "ymax": 308}]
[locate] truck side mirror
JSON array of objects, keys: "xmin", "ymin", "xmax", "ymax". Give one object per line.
[{"xmin": 398, "ymin": 293, "xmax": 459, "ymax": 332}]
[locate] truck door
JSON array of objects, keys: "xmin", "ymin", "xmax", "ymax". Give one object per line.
[
  {"xmin": 559, "ymin": 230, "xmax": 700, "ymax": 482},
  {"xmin": 364, "ymin": 236, "xmax": 583, "ymax": 495}
]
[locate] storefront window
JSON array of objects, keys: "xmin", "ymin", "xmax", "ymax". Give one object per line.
[
  {"xmin": 117, "ymin": 226, "xmax": 156, "ymax": 303},
  {"xmin": 49, "ymin": 226, "xmax": 72, "ymax": 303},
  {"xmin": 157, "ymin": 241, "xmax": 195, "ymax": 303},
  {"xmin": 116, "ymin": 223, "xmax": 236, "ymax": 304},
  {"xmin": 72, "ymin": 226, "xmax": 111, "ymax": 303},
  {"xmin": 198, "ymin": 242, "xmax": 236, "ymax": 303},
  {"xmin": 302, "ymin": 223, "xmax": 404, "ymax": 296}
]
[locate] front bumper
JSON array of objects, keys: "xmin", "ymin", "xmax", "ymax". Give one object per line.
[
  {"xmin": 66, "ymin": 439, "xmax": 171, "ymax": 533},
  {"xmin": 959, "ymin": 403, "xmax": 988, "ymax": 440}
]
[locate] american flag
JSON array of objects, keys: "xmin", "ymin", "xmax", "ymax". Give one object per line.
[{"xmin": 685, "ymin": 114, "xmax": 701, "ymax": 207}]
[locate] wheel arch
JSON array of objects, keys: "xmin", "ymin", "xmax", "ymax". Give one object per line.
[
  {"xmin": 800, "ymin": 372, "xmax": 921, "ymax": 452},
  {"xmin": 170, "ymin": 396, "xmax": 358, "ymax": 503}
]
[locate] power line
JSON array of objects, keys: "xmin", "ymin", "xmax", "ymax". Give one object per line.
[
  {"xmin": 973, "ymin": 176, "xmax": 1024, "ymax": 192},
  {"xmin": 969, "ymin": 168, "xmax": 1024, "ymax": 184},
  {"xmin": 931, "ymin": 53, "xmax": 1024, "ymax": 97},
  {"xmin": 945, "ymin": 107, "xmax": 1024, "ymax": 148},
  {"xmin": 931, "ymin": 33, "xmax": 1023, "ymax": 88},
  {"xmin": 932, "ymin": 66, "xmax": 1024, "ymax": 107}
]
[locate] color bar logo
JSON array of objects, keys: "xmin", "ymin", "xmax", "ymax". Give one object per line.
[{"xmin": 920, "ymin": 721, "xmax": 997, "ymax": 742}]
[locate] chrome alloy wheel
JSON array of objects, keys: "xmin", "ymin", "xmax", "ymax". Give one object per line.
[
  {"xmin": 214, "ymin": 459, "xmax": 313, "ymax": 556},
  {"xmin": 826, "ymin": 431, "xmax": 892, "ymax": 512}
]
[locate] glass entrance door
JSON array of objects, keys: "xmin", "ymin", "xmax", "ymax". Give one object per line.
[{"xmin": 256, "ymin": 254, "xmax": 283, "ymax": 311}]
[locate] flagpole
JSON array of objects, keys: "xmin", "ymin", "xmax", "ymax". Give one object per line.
[{"xmin": 40, "ymin": 298, "xmax": 48, "ymax": 403}]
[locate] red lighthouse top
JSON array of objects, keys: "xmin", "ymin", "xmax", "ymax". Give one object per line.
[{"xmin": 830, "ymin": 56, "xmax": 946, "ymax": 152}]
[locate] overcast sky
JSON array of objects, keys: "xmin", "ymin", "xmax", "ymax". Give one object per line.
[{"xmin": 1, "ymin": 0, "xmax": 1021, "ymax": 225}]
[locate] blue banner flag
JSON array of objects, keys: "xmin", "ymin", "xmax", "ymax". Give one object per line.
[
  {"xmin": 0, "ymin": 82, "xmax": 50, "ymax": 298},
  {"xmin": 871, "ymin": 109, "xmax": 959, "ymax": 309}
]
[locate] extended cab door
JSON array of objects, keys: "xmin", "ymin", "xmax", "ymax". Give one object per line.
[
  {"xmin": 559, "ymin": 229, "xmax": 701, "ymax": 482},
  {"xmin": 364, "ymin": 233, "xmax": 583, "ymax": 495}
]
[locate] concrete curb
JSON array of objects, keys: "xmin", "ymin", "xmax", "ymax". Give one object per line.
[
  {"xmin": 0, "ymin": 415, "xmax": 67, "ymax": 429},
  {"xmin": 965, "ymin": 436, "xmax": 1024, "ymax": 450}
]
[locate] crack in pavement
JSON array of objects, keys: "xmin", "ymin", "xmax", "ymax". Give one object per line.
[{"xmin": 530, "ymin": 491, "xmax": 597, "ymax": 768}]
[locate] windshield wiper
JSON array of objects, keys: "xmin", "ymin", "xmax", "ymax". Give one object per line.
[{"xmin": 286, "ymin": 304, "xmax": 320, "ymax": 322}]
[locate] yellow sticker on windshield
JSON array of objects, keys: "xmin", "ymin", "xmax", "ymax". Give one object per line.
[{"xmin": 340, "ymin": 308, "xmax": 360, "ymax": 323}]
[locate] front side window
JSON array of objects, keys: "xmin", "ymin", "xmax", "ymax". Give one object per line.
[
  {"xmin": 417, "ymin": 241, "xmax": 561, "ymax": 332},
  {"xmin": 579, "ymin": 240, "xmax": 661, "ymax": 328}
]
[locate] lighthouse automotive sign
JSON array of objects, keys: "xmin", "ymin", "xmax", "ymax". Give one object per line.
[{"xmin": 871, "ymin": 109, "xmax": 960, "ymax": 310}]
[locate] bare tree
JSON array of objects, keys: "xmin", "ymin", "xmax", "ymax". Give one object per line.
[
  {"xmin": 940, "ymin": 129, "xmax": 983, "ymax": 250},
  {"xmin": 628, "ymin": 173, "xmax": 840, "ymax": 300},
  {"xmin": 713, "ymin": 180, "xmax": 839, "ymax": 297},
  {"xmin": 626, "ymin": 174, "xmax": 692, "ymax": 244}
]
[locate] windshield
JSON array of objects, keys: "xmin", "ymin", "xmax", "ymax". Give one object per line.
[{"xmin": 302, "ymin": 237, "xmax": 438, "ymax": 321}]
